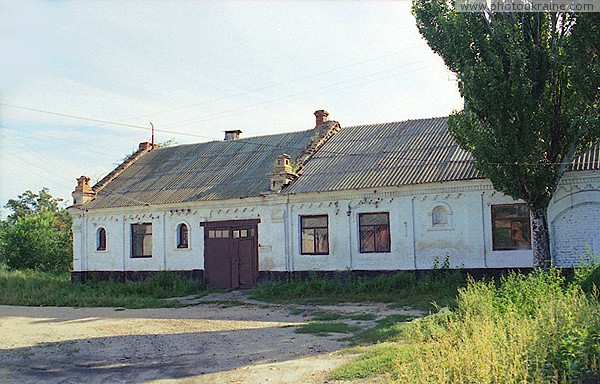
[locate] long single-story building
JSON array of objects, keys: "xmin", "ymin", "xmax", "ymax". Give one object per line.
[{"xmin": 69, "ymin": 110, "xmax": 600, "ymax": 288}]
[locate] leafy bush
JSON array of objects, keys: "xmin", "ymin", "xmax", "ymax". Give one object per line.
[
  {"xmin": 1, "ymin": 210, "xmax": 72, "ymax": 272},
  {"xmin": 0, "ymin": 189, "xmax": 72, "ymax": 273}
]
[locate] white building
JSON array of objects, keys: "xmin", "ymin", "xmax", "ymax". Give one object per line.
[{"xmin": 69, "ymin": 111, "xmax": 600, "ymax": 288}]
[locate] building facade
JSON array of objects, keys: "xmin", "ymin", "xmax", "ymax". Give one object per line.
[{"xmin": 69, "ymin": 112, "xmax": 600, "ymax": 287}]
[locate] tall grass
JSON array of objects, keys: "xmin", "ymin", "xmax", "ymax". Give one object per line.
[
  {"xmin": 250, "ymin": 270, "xmax": 465, "ymax": 308},
  {"xmin": 332, "ymin": 268, "xmax": 600, "ymax": 383},
  {"xmin": 0, "ymin": 268, "xmax": 208, "ymax": 308}
]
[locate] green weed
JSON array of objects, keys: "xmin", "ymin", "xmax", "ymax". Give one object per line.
[
  {"xmin": 0, "ymin": 269, "xmax": 208, "ymax": 308},
  {"xmin": 250, "ymin": 271, "xmax": 465, "ymax": 309},
  {"xmin": 330, "ymin": 269, "xmax": 600, "ymax": 383},
  {"xmin": 295, "ymin": 321, "xmax": 360, "ymax": 336}
]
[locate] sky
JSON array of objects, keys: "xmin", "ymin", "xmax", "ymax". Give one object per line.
[{"xmin": 0, "ymin": 0, "xmax": 463, "ymax": 216}]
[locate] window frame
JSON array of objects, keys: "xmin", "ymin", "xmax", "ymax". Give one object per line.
[
  {"xmin": 491, "ymin": 204, "xmax": 532, "ymax": 251},
  {"xmin": 96, "ymin": 227, "xmax": 107, "ymax": 251},
  {"xmin": 358, "ymin": 212, "xmax": 391, "ymax": 253},
  {"xmin": 300, "ymin": 214, "xmax": 329, "ymax": 255},
  {"xmin": 131, "ymin": 223, "xmax": 153, "ymax": 258},
  {"xmin": 177, "ymin": 223, "xmax": 189, "ymax": 249}
]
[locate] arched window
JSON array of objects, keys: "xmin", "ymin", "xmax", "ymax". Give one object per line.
[
  {"xmin": 432, "ymin": 206, "xmax": 448, "ymax": 226},
  {"xmin": 177, "ymin": 223, "xmax": 189, "ymax": 249},
  {"xmin": 97, "ymin": 228, "xmax": 107, "ymax": 251}
]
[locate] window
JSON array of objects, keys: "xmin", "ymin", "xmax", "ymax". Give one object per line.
[
  {"xmin": 208, "ymin": 229, "xmax": 229, "ymax": 238},
  {"xmin": 177, "ymin": 223, "xmax": 189, "ymax": 248},
  {"xmin": 131, "ymin": 223, "xmax": 152, "ymax": 257},
  {"xmin": 300, "ymin": 215, "xmax": 329, "ymax": 255},
  {"xmin": 432, "ymin": 206, "xmax": 448, "ymax": 226},
  {"xmin": 232, "ymin": 228, "xmax": 254, "ymax": 238},
  {"xmin": 492, "ymin": 204, "xmax": 531, "ymax": 250},
  {"xmin": 359, "ymin": 213, "xmax": 390, "ymax": 253},
  {"xmin": 97, "ymin": 228, "xmax": 106, "ymax": 251}
]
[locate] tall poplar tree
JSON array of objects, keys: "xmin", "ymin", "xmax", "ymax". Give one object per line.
[{"xmin": 412, "ymin": 2, "xmax": 599, "ymax": 268}]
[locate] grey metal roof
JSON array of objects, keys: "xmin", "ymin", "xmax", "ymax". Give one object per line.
[
  {"xmin": 570, "ymin": 143, "xmax": 600, "ymax": 171},
  {"xmin": 85, "ymin": 130, "xmax": 314, "ymax": 209},
  {"xmin": 84, "ymin": 116, "xmax": 599, "ymax": 209},
  {"xmin": 284, "ymin": 117, "xmax": 483, "ymax": 194}
]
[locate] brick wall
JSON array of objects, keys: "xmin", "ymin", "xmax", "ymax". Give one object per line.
[{"xmin": 552, "ymin": 202, "xmax": 600, "ymax": 267}]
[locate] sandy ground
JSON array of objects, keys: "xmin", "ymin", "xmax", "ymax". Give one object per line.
[{"xmin": 0, "ymin": 293, "xmax": 423, "ymax": 384}]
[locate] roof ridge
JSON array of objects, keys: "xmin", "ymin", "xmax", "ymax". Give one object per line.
[
  {"xmin": 342, "ymin": 116, "xmax": 448, "ymax": 130},
  {"xmin": 92, "ymin": 142, "xmax": 158, "ymax": 193}
]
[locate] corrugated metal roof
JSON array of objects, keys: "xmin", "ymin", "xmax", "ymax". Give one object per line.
[
  {"xmin": 84, "ymin": 116, "xmax": 600, "ymax": 209},
  {"xmin": 570, "ymin": 143, "xmax": 600, "ymax": 171},
  {"xmin": 285, "ymin": 117, "xmax": 483, "ymax": 194},
  {"xmin": 85, "ymin": 130, "xmax": 315, "ymax": 209}
]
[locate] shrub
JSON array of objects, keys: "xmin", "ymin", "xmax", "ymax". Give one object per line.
[
  {"xmin": 390, "ymin": 270, "xmax": 600, "ymax": 383},
  {"xmin": 1, "ymin": 210, "xmax": 72, "ymax": 273}
]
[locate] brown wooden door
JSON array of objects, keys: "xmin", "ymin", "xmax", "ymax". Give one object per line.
[{"xmin": 202, "ymin": 219, "xmax": 259, "ymax": 289}]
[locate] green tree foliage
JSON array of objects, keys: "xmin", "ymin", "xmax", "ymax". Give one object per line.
[
  {"xmin": 412, "ymin": 2, "xmax": 600, "ymax": 268},
  {"xmin": 5, "ymin": 188, "xmax": 63, "ymax": 222},
  {"xmin": 0, "ymin": 189, "xmax": 72, "ymax": 272}
]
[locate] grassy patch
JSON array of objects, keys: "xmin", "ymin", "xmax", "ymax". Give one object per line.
[
  {"xmin": 289, "ymin": 308, "xmax": 304, "ymax": 315},
  {"xmin": 329, "ymin": 343, "xmax": 408, "ymax": 380},
  {"xmin": 311, "ymin": 312, "xmax": 345, "ymax": 321},
  {"xmin": 352, "ymin": 314, "xmax": 417, "ymax": 344},
  {"xmin": 330, "ymin": 268, "xmax": 600, "ymax": 383},
  {"xmin": 250, "ymin": 270, "xmax": 465, "ymax": 310},
  {"xmin": 348, "ymin": 313, "xmax": 377, "ymax": 321},
  {"xmin": 0, "ymin": 269, "xmax": 209, "ymax": 308},
  {"xmin": 295, "ymin": 321, "xmax": 360, "ymax": 336}
]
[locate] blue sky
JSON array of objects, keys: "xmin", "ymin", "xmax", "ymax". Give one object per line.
[{"xmin": 0, "ymin": 0, "xmax": 463, "ymax": 215}]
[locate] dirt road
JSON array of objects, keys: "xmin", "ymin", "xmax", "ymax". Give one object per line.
[{"xmin": 0, "ymin": 293, "xmax": 422, "ymax": 384}]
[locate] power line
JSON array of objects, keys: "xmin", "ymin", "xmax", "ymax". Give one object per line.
[
  {"xmin": 0, "ymin": 56, "xmax": 440, "ymax": 143},
  {"xmin": 0, "ymin": 103, "xmax": 152, "ymax": 131},
  {"xmin": 161, "ymin": 58, "xmax": 438, "ymax": 130},
  {"xmin": 116, "ymin": 46, "xmax": 423, "ymax": 122}
]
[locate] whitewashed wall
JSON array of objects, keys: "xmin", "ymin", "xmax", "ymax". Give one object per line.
[
  {"xmin": 549, "ymin": 170, "xmax": 600, "ymax": 267},
  {"xmin": 71, "ymin": 170, "xmax": 600, "ymax": 273}
]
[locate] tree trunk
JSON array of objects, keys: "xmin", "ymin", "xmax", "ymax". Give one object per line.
[{"xmin": 530, "ymin": 206, "xmax": 552, "ymax": 269}]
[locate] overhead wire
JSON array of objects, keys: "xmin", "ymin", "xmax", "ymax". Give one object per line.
[
  {"xmin": 161, "ymin": 58, "xmax": 438, "ymax": 129},
  {"xmin": 116, "ymin": 46, "xmax": 423, "ymax": 122}
]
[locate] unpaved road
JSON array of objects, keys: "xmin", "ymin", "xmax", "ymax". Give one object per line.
[{"xmin": 0, "ymin": 294, "xmax": 422, "ymax": 384}]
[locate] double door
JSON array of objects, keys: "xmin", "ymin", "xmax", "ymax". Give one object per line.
[{"xmin": 203, "ymin": 219, "xmax": 259, "ymax": 289}]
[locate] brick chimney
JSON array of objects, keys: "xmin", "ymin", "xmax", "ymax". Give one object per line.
[
  {"xmin": 224, "ymin": 130, "xmax": 242, "ymax": 141},
  {"xmin": 314, "ymin": 110, "xmax": 329, "ymax": 128},
  {"xmin": 71, "ymin": 175, "xmax": 96, "ymax": 208},
  {"xmin": 266, "ymin": 153, "xmax": 297, "ymax": 192}
]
